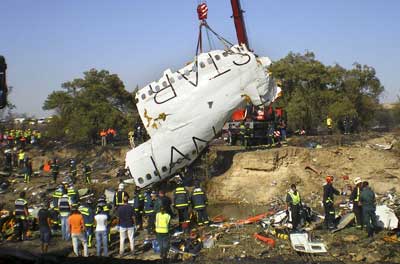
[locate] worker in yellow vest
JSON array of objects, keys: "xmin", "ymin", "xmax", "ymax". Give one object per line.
[
  {"xmin": 128, "ymin": 130, "xmax": 135, "ymax": 148},
  {"xmin": 286, "ymin": 184, "xmax": 302, "ymax": 231},
  {"xmin": 155, "ymin": 206, "xmax": 171, "ymax": 264},
  {"xmin": 350, "ymin": 177, "xmax": 363, "ymax": 228},
  {"xmin": 18, "ymin": 149, "xmax": 25, "ymax": 168},
  {"xmin": 326, "ymin": 115, "xmax": 333, "ymax": 135}
]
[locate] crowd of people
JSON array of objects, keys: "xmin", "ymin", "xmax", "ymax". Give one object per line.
[
  {"xmin": 13, "ymin": 178, "xmax": 209, "ymax": 261},
  {"xmin": 0, "ymin": 129, "xmax": 42, "ymax": 149},
  {"xmin": 286, "ymin": 176, "xmax": 379, "ymax": 238},
  {"xmin": 99, "ymin": 128, "xmax": 117, "ymax": 147}
]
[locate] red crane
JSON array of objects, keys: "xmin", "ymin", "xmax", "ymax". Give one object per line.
[
  {"xmin": 0, "ymin": 56, "xmax": 8, "ymax": 109},
  {"xmin": 230, "ymin": 0, "xmax": 250, "ymax": 49}
]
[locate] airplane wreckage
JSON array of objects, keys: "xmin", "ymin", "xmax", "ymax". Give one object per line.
[{"xmin": 126, "ymin": 2, "xmax": 282, "ymax": 188}]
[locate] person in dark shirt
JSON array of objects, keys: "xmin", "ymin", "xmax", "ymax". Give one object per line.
[
  {"xmin": 350, "ymin": 177, "xmax": 363, "ymax": 228},
  {"xmin": 155, "ymin": 190, "xmax": 173, "ymax": 216},
  {"xmin": 38, "ymin": 203, "xmax": 51, "ymax": 253},
  {"xmin": 323, "ymin": 176, "xmax": 340, "ymax": 229},
  {"xmin": 117, "ymin": 195, "xmax": 135, "ymax": 257},
  {"xmin": 360, "ymin": 181, "xmax": 378, "ymax": 238}
]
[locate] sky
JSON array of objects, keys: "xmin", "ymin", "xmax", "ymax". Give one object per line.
[{"xmin": 1, "ymin": 0, "xmax": 399, "ymax": 117}]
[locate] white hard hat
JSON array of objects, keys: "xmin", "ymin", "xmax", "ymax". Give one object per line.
[
  {"xmin": 118, "ymin": 183, "xmax": 125, "ymax": 190},
  {"xmin": 354, "ymin": 177, "xmax": 362, "ymax": 185}
]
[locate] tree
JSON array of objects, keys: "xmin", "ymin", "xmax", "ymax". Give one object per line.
[
  {"xmin": 269, "ymin": 52, "xmax": 384, "ymax": 132},
  {"xmin": 43, "ymin": 69, "xmax": 137, "ymax": 143}
]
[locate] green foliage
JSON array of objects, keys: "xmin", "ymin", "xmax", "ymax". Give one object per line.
[
  {"xmin": 43, "ymin": 69, "xmax": 137, "ymax": 143},
  {"xmin": 270, "ymin": 52, "xmax": 384, "ymax": 131}
]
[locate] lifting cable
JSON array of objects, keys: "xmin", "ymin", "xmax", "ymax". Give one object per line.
[{"xmin": 195, "ymin": 2, "xmax": 234, "ymax": 58}]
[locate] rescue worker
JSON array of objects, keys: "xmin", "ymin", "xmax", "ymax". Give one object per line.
[
  {"xmin": 69, "ymin": 159, "xmax": 77, "ymax": 184},
  {"xmin": 158, "ymin": 190, "xmax": 173, "ymax": 217},
  {"xmin": 100, "ymin": 129, "xmax": 107, "ymax": 146},
  {"xmin": 50, "ymin": 158, "xmax": 59, "ymax": 183},
  {"xmin": 144, "ymin": 190, "xmax": 156, "ymax": 234},
  {"xmin": 286, "ymin": 184, "xmax": 302, "ymax": 231},
  {"xmin": 12, "ymin": 147, "xmax": 18, "ymax": 168},
  {"xmin": 114, "ymin": 183, "xmax": 128, "ymax": 208},
  {"xmin": 155, "ymin": 206, "xmax": 171, "ymax": 264},
  {"xmin": 128, "ymin": 130, "xmax": 135, "ymax": 148},
  {"xmin": 278, "ymin": 119, "xmax": 287, "ymax": 142},
  {"xmin": 133, "ymin": 186, "xmax": 144, "ymax": 230},
  {"xmin": 244, "ymin": 123, "xmax": 251, "ymax": 149},
  {"xmin": 14, "ymin": 192, "xmax": 29, "ymax": 241},
  {"xmin": 134, "ymin": 123, "xmax": 143, "ymax": 145},
  {"xmin": 79, "ymin": 200, "xmax": 95, "ymax": 247},
  {"xmin": 4, "ymin": 148, "xmax": 12, "ymax": 172},
  {"xmin": 323, "ymin": 176, "xmax": 340, "ymax": 229},
  {"xmin": 173, "ymin": 181, "xmax": 190, "ymax": 233},
  {"xmin": 7, "ymin": 132, "xmax": 14, "ymax": 147},
  {"xmin": 343, "ymin": 115, "xmax": 352, "ymax": 135},
  {"xmin": 350, "ymin": 177, "xmax": 363, "ymax": 228},
  {"xmin": 326, "ymin": 115, "xmax": 333, "ymax": 135},
  {"xmin": 191, "ymin": 181, "xmax": 209, "ymax": 226},
  {"xmin": 23, "ymin": 157, "xmax": 33, "ymax": 183},
  {"xmin": 360, "ymin": 181, "xmax": 378, "ymax": 237},
  {"xmin": 58, "ymin": 193, "xmax": 71, "ymax": 240},
  {"xmin": 267, "ymin": 121, "xmax": 275, "ymax": 147},
  {"xmin": 239, "ymin": 121, "xmax": 247, "ymax": 147},
  {"xmin": 67, "ymin": 184, "xmax": 79, "ymax": 207},
  {"xmin": 18, "ymin": 149, "xmax": 25, "ymax": 168},
  {"xmin": 82, "ymin": 163, "xmax": 92, "ymax": 184},
  {"xmin": 52, "ymin": 185, "xmax": 66, "ymax": 210},
  {"xmin": 19, "ymin": 135, "xmax": 26, "ymax": 149}
]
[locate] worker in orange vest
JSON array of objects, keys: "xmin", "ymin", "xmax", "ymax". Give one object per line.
[
  {"xmin": 100, "ymin": 129, "xmax": 107, "ymax": 146},
  {"xmin": 107, "ymin": 128, "xmax": 116, "ymax": 146}
]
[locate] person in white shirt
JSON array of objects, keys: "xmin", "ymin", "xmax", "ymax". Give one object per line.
[{"xmin": 94, "ymin": 206, "xmax": 109, "ymax": 257}]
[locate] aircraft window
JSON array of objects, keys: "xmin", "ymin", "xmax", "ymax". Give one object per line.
[
  {"xmin": 200, "ymin": 62, "xmax": 206, "ymax": 68},
  {"xmin": 141, "ymin": 94, "xmax": 146, "ymax": 100},
  {"xmin": 222, "ymin": 51, "xmax": 228, "ymax": 57},
  {"xmin": 154, "ymin": 170, "xmax": 159, "ymax": 176},
  {"xmin": 192, "ymin": 64, "xmax": 197, "ymax": 72},
  {"xmin": 148, "ymin": 90, "xmax": 153, "ymax": 96},
  {"xmin": 162, "ymin": 81, "xmax": 168, "ymax": 87},
  {"xmin": 178, "ymin": 75, "xmax": 183, "ymax": 80},
  {"xmin": 155, "ymin": 85, "xmax": 160, "ymax": 91},
  {"xmin": 162, "ymin": 166, "xmax": 168, "ymax": 172},
  {"xmin": 215, "ymin": 55, "xmax": 221, "ymax": 60},
  {"xmin": 207, "ymin": 58, "xmax": 213, "ymax": 64},
  {"xmin": 170, "ymin": 77, "xmax": 175, "ymax": 83},
  {"xmin": 138, "ymin": 177, "xmax": 144, "ymax": 184},
  {"xmin": 146, "ymin": 173, "xmax": 152, "ymax": 180},
  {"xmin": 184, "ymin": 69, "xmax": 190, "ymax": 76}
]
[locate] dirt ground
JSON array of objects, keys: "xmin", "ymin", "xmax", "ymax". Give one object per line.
[
  {"xmin": 0, "ymin": 132, "xmax": 399, "ymax": 263},
  {"xmin": 206, "ymin": 133, "xmax": 400, "ymax": 206}
]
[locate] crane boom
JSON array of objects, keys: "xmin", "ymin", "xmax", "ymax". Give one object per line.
[
  {"xmin": 230, "ymin": 0, "xmax": 250, "ymax": 49},
  {"xmin": 0, "ymin": 56, "xmax": 8, "ymax": 109}
]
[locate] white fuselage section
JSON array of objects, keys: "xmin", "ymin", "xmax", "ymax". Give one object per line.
[{"xmin": 126, "ymin": 45, "xmax": 280, "ymax": 188}]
